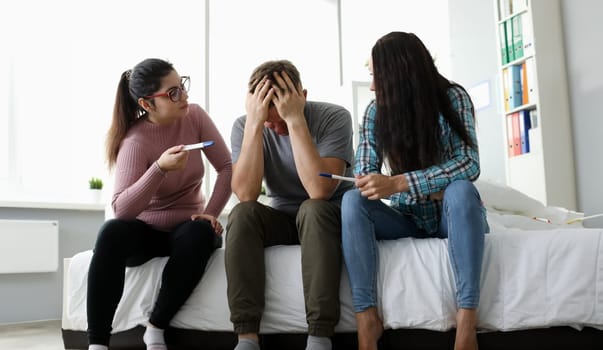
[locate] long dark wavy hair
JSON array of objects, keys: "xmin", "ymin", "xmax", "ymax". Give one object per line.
[
  {"xmin": 106, "ymin": 58, "xmax": 174, "ymax": 169},
  {"xmin": 371, "ymin": 32, "xmax": 475, "ymax": 174}
]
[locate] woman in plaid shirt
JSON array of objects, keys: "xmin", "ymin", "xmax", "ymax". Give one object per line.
[{"xmin": 341, "ymin": 32, "xmax": 489, "ymax": 350}]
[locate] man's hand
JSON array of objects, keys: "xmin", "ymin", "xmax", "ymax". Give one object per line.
[
  {"xmin": 245, "ymin": 76, "xmax": 274, "ymax": 129},
  {"xmin": 233, "ymin": 77, "xmax": 270, "ymax": 201},
  {"xmin": 271, "ymin": 71, "xmax": 306, "ymax": 124}
]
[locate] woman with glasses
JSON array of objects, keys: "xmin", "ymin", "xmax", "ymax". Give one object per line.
[{"xmin": 86, "ymin": 58, "xmax": 232, "ymax": 350}]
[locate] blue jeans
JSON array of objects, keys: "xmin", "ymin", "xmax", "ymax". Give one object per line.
[{"xmin": 341, "ymin": 180, "xmax": 489, "ymax": 312}]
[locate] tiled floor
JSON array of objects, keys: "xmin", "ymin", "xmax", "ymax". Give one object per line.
[{"xmin": 0, "ymin": 319, "xmax": 65, "ymax": 350}]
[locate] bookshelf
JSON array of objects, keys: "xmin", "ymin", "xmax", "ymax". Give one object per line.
[{"xmin": 494, "ymin": 0, "xmax": 576, "ymax": 210}]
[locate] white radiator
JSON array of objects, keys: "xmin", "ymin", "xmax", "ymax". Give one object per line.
[{"xmin": 0, "ymin": 219, "xmax": 59, "ymax": 273}]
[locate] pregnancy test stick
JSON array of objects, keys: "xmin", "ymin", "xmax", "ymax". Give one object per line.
[
  {"xmin": 318, "ymin": 172, "xmax": 356, "ymax": 182},
  {"xmin": 532, "ymin": 217, "xmax": 551, "ymax": 223},
  {"xmin": 182, "ymin": 141, "xmax": 215, "ymax": 151},
  {"xmin": 566, "ymin": 213, "xmax": 603, "ymax": 224}
]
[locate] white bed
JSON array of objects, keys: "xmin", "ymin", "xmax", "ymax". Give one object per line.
[{"xmin": 61, "ymin": 180, "xmax": 603, "ymax": 349}]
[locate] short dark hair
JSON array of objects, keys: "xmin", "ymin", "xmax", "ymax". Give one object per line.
[{"xmin": 248, "ymin": 59, "xmax": 301, "ymax": 93}]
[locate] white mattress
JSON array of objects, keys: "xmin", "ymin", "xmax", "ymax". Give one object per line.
[{"xmin": 62, "ymin": 180, "xmax": 603, "ymax": 334}]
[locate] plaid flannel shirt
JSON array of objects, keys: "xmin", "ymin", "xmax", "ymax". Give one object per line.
[{"xmin": 354, "ymin": 85, "xmax": 480, "ymax": 234}]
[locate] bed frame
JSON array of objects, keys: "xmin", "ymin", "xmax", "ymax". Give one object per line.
[{"xmin": 62, "ymin": 326, "xmax": 603, "ymax": 350}]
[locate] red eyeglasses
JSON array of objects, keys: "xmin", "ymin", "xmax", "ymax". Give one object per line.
[{"xmin": 144, "ymin": 76, "xmax": 190, "ymax": 102}]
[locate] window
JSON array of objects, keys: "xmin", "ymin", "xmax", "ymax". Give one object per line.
[
  {"xmin": 0, "ymin": 0, "xmax": 206, "ymax": 201},
  {"xmin": 1, "ymin": 0, "xmax": 451, "ymax": 204}
]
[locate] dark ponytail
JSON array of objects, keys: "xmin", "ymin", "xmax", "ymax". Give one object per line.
[{"xmin": 105, "ymin": 59, "xmax": 174, "ymax": 169}]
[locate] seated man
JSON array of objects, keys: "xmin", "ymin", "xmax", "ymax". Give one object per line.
[{"xmin": 225, "ymin": 59, "xmax": 354, "ymax": 350}]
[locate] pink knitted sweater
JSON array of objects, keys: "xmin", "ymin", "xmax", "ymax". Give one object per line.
[{"xmin": 111, "ymin": 104, "xmax": 232, "ymax": 231}]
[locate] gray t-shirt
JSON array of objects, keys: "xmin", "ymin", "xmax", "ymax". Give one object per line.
[{"xmin": 231, "ymin": 101, "xmax": 354, "ymax": 216}]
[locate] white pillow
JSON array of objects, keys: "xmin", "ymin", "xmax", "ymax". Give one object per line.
[
  {"xmin": 474, "ymin": 179, "xmax": 584, "ymax": 226},
  {"xmin": 474, "ymin": 178, "xmax": 546, "ymax": 217}
]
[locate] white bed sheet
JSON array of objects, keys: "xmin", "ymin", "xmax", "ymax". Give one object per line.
[{"xmin": 62, "ymin": 212, "xmax": 603, "ymax": 334}]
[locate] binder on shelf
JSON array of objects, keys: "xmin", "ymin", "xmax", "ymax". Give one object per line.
[
  {"xmin": 521, "ymin": 12, "xmax": 534, "ymax": 57},
  {"xmin": 511, "ymin": 112, "xmax": 522, "ymax": 156},
  {"xmin": 502, "ymin": 67, "xmax": 510, "ymax": 111},
  {"xmin": 520, "ymin": 62, "xmax": 529, "ymax": 104},
  {"xmin": 506, "ymin": 114, "xmax": 516, "ymax": 157},
  {"xmin": 499, "ymin": 22, "xmax": 509, "ymax": 64},
  {"xmin": 512, "ymin": 15, "xmax": 523, "ymax": 60},
  {"xmin": 509, "ymin": 64, "xmax": 522, "ymax": 109},
  {"xmin": 505, "ymin": 18, "xmax": 515, "ymax": 61},
  {"xmin": 518, "ymin": 110, "xmax": 531, "ymax": 153}
]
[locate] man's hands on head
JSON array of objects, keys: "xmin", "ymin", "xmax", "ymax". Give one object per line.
[
  {"xmin": 234, "ymin": 77, "xmax": 271, "ymax": 202},
  {"xmin": 245, "ymin": 76, "xmax": 274, "ymax": 130},
  {"xmin": 245, "ymin": 71, "xmax": 306, "ymax": 131},
  {"xmin": 271, "ymin": 71, "xmax": 306, "ymax": 126},
  {"xmin": 238, "ymin": 69, "xmax": 340, "ymax": 201}
]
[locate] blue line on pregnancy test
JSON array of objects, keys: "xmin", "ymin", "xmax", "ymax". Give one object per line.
[
  {"xmin": 182, "ymin": 140, "xmax": 215, "ymax": 151},
  {"xmin": 318, "ymin": 172, "xmax": 356, "ymax": 182}
]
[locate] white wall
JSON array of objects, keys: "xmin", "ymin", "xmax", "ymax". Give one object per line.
[
  {"xmin": 448, "ymin": 0, "xmax": 505, "ymax": 184},
  {"xmin": 560, "ymin": 0, "xmax": 603, "ymax": 228},
  {"xmin": 0, "ymin": 208, "xmax": 103, "ymax": 324},
  {"xmin": 0, "ymin": 0, "xmax": 206, "ymax": 203}
]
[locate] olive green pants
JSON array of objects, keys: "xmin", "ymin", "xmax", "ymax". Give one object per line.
[{"xmin": 225, "ymin": 199, "xmax": 342, "ymax": 337}]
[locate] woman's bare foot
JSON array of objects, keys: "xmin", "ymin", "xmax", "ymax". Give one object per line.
[
  {"xmin": 454, "ymin": 308, "xmax": 478, "ymax": 350},
  {"xmin": 356, "ymin": 307, "xmax": 383, "ymax": 350}
]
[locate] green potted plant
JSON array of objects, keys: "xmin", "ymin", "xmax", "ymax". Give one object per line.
[
  {"xmin": 88, "ymin": 177, "xmax": 103, "ymax": 202},
  {"xmin": 89, "ymin": 177, "xmax": 103, "ymax": 190}
]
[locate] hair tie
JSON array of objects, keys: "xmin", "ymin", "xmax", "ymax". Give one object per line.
[{"xmin": 125, "ymin": 69, "xmax": 132, "ymax": 80}]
